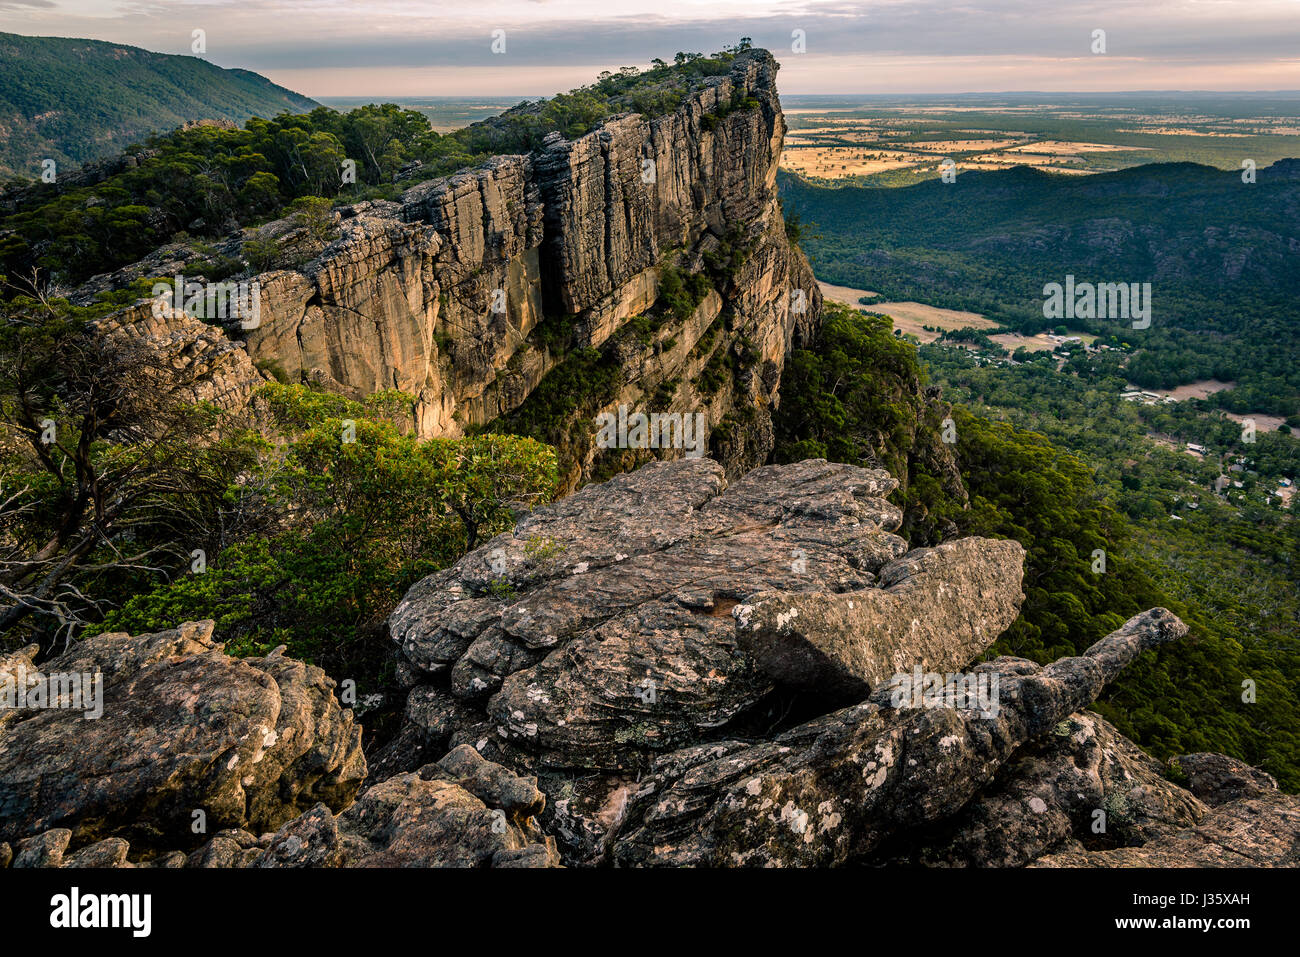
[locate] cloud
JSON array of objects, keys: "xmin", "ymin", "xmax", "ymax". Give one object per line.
[{"xmin": 3, "ymin": 0, "xmax": 1298, "ymax": 94}]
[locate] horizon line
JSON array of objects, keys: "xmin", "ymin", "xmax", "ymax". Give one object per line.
[{"xmin": 314, "ymin": 89, "xmax": 1300, "ymax": 99}]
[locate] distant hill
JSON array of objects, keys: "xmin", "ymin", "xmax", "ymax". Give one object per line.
[
  {"xmin": 0, "ymin": 32, "xmax": 319, "ymax": 177},
  {"xmin": 782, "ymin": 160, "xmax": 1300, "ymax": 414}
]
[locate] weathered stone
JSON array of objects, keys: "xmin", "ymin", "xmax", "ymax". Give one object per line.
[
  {"xmin": 252, "ymin": 804, "xmax": 344, "ymax": 868},
  {"xmin": 613, "ymin": 608, "xmax": 1188, "ymax": 866},
  {"xmin": 434, "ymin": 744, "xmax": 546, "ymax": 820},
  {"xmin": 1173, "ymin": 751, "xmax": 1279, "ymax": 805},
  {"xmin": 186, "ymin": 833, "xmax": 255, "ymax": 869},
  {"xmin": 735, "ymin": 537, "xmax": 1025, "ymax": 694},
  {"xmin": 64, "ymin": 837, "xmax": 132, "ymax": 868},
  {"xmin": 0, "ymin": 621, "xmax": 366, "ymax": 850},
  {"xmin": 333, "ymin": 761, "xmax": 560, "ymax": 867},
  {"xmin": 11, "ymin": 829, "xmax": 70, "ymax": 867},
  {"xmin": 880, "ymin": 708, "xmax": 1206, "ymax": 866},
  {"xmin": 1032, "ymin": 791, "xmax": 1300, "ymax": 867},
  {"xmin": 390, "ymin": 457, "xmax": 1020, "ymax": 784}
]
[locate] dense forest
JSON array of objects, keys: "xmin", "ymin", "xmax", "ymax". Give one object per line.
[{"xmin": 781, "ymin": 162, "xmax": 1300, "ymax": 416}]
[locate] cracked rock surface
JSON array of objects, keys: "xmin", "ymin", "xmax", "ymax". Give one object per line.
[
  {"xmin": 0, "ymin": 620, "xmax": 365, "ymax": 851},
  {"xmin": 3, "ymin": 457, "xmax": 1292, "ymax": 869}
]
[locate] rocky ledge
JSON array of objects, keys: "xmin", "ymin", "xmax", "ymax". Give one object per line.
[{"xmin": 1, "ymin": 458, "xmax": 1294, "ymax": 867}]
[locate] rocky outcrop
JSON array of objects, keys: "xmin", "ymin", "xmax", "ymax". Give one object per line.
[
  {"xmin": 613, "ymin": 607, "xmax": 1188, "ymax": 866},
  {"xmin": 1026, "ymin": 750, "xmax": 1297, "ymax": 867},
  {"xmin": 1174, "ymin": 751, "xmax": 1281, "ymax": 806},
  {"xmin": 381, "ymin": 456, "xmax": 1030, "ymax": 861},
  {"xmin": 8, "ymin": 745, "xmax": 560, "ymax": 869},
  {"xmin": 0, "ymin": 620, "xmax": 365, "ymax": 852},
  {"xmin": 873, "ymin": 708, "xmax": 1208, "ymax": 867},
  {"xmin": 373, "ymin": 456, "xmax": 1292, "ymax": 868},
  {"xmin": 77, "ymin": 50, "xmax": 819, "ymax": 484},
  {"xmin": 386, "ymin": 457, "xmax": 1022, "ymax": 774},
  {"xmin": 1030, "ymin": 791, "xmax": 1300, "ymax": 867},
  {"xmin": 735, "ymin": 536, "xmax": 1024, "ymax": 694},
  {"xmin": 2, "ymin": 457, "xmax": 1291, "ymax": 868}
]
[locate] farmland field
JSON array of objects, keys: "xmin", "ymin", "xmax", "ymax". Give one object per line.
[{"xmin": 780, "ymin": 93, "xmax": 1300, "ymax": 186}]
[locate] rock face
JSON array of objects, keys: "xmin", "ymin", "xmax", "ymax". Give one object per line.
[
  {"xmin": 1, "ymin": 457, "xmax": 1293, "ymax": 868},
  {"xmin": 79, "ymin": 49, "xmax": 820, "ymax": 484},
  {"xmin": 0, "ymin": 620, "xmax": 365, "ymax": 851},
  {"xmin": 613, "ymin": 607, "xmax": 1188, "ymax": 866},
  {"xmin": 873, "ymin": 709, "xmax": 1207, "ymax": 867},
  {"xmin": 735, "ymin": 536, "xmax": 1025, "ymax": 694},
  {"xmin": 7, "ymin": 745, "xmax": 560, "ymax": 869},
  {"xmin": 383, "ymin": 455, "xmax": 1028, "ymax": 862},
  {"xmin": 371, "ymin": 457, "xmax": 1291, "ymax": 868},
  {"xmin": 387, "ymin": 457, "xmax": 1023, "ymax": 778}
]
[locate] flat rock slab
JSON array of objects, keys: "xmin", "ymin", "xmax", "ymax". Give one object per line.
[{"xmin": 734, "ymin": 537, "xmax": 1025, "ymax": 694}]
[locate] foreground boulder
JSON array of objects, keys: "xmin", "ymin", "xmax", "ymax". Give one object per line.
[
  {"xmin": 383, "ymin": 457, "xmax": 1028, "ymax": 857},
  {"xmin": 0, "ymin": 620, "xmax": 365, "ymax": 851},
  {"xmin": 388, "ymin": 457, "xmax": 1024, "ymax": 766},
  {"xmin": 1031, "ymin": 791, "xmax": 1300, "ymax": 867},
  {"xmin": 4, "ymin": 457, "xmax": 1291, "ymax": 869},
  {"xmin": 876, "ymin": 709, "xmax": 1208, "ymax": 866},
  {"xmin": 6, "ymin": 745, "xmax": 560, "ymax": 869},
  {"xmin": 735, "ymin": 536, "xmax": 1025, "ymax": 694},
  {"xmin": 613, "ymin": 607, "xmax": 1188, "ymax": 866},
  {"xmin": 377, "ymin": 457, "xmax": 1296, "ymax": 868},
  {"xmin": 251, "ymin": 745, "xmax": 559, "ymax": 868}
]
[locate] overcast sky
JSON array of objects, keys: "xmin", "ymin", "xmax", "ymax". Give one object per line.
[{"xmin": 3, "ymin": 0, "xmax": 1299, "ymax": 96}]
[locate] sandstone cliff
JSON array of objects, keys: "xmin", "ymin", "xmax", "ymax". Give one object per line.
[{"xmin": 78, "ymin": 49, "xmax": 820, "ymax": 487}]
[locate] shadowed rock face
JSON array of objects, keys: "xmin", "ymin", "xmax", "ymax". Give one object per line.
[{"xmin": 0, "ymin": 621, "xmax": 365, "ymax": 850}]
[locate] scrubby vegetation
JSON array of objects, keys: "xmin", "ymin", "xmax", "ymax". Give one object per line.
[{"xmin": 0, "ymin": 292, "xmax": 556, "ymax": 707}]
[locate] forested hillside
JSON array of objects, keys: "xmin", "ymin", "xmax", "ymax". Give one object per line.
[
  {"xmin": 0, "ymin": 32, "xmax": 320, "ymax": 178},
  {"xmin": 781, "ymin": 162, "xmax": 1300, "ymax": 415},
  {"xmin": 0, "ymin": 47, "xmax": 747, "ymax": 288}
]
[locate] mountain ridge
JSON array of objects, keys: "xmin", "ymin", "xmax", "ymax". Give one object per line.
[{"xmin": 0, "ymin": 31, "xmax": 319, "ymax": 177}]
